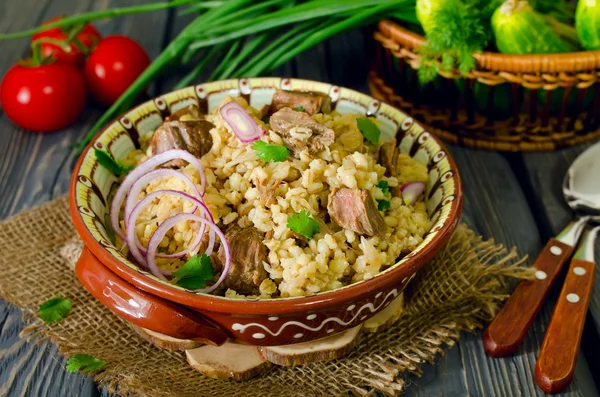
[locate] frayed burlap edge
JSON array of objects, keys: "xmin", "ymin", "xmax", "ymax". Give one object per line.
[{"xmin": 0, "ymin": 197, "xmax": 533, "ymax": 397}]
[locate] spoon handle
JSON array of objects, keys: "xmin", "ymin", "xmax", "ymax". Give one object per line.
[
  {"xmin": 483, "ymin": 238, "xmax": 573, "ymax": 357},
  {"xmin": 535, "ymin": 226, "xmax": 598, "ymax": 394}
]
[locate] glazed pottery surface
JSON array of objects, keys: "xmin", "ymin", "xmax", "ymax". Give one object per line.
[{"xmin": 70, "ymin": 77, "xmax": 463, "ymax": 346}]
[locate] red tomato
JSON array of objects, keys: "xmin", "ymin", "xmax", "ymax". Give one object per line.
[
  {"xmin": 32, "ymin": 17, "xmax": 101, "ymax": 67},
  {"xmin": 84, "ymin": 35, "xmax": 150, "ymax": 106},
  {"xmin": 0, "ymin": 62, "xmax": 87, "ymax": 132}
]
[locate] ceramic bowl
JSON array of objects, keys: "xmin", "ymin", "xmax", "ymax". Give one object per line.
[{"xmin": 70, "ymin": 77, "xmax": 463, "ymax": 347}]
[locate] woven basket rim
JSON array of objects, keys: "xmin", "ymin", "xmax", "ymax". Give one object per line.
[{"xmin": 378, "ymin": 19, "xmax": 600, "ymax": 74}]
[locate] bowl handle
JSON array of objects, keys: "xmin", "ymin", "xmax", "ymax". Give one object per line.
[{"xmin": 75, "ymin": 247, "xmax": 228, "ymax": 346}]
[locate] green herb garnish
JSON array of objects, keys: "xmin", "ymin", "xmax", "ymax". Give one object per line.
[
  {"xmin": 95, "ymin": 149, "xmax": 133, "ymax": 176},
  {"xmin": 376, "ymin": 180, "xmax": 390, "ymax": 196},
  {"xmin": 66, "ymin": 354, "xmax": 106, "ymax": 373},
  {"xmin": 252, "ymin": 140, "xmax": 290, "ymax": 163},
  {"xmin": 294, "ymin": 105, "xmax": 304, "ymax": 111},
  {"xmin": 357, "ymin": 118, "xmax": 381, "ymax": 144},
  {"xmin": 38, "ymin": 295, "xmax": 72, "ymax": 324},
  {"xmin": 173, "ymin": 254, "xmax": 215, "ymax": 290},
  {"xmin": 287, "ymin": 210, "xmax": 320, "ymax": 239},
  {"xmin": 377, "ymin": 199, "xmax": 390, "ymax": 211}
]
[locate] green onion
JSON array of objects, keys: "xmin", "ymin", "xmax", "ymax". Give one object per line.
[
  {"xmin": 0, "ymin": 0, "xmax": 416, "ymax": 151},
  {"xmin": 75, "ymin": 0, "xmax": 255, "ymax": 152},
  {"xmin": 0, "ymin": 0, "xmax": 196, "ymax": 40},
  {"xmin": 234, "ymin": 20, "xmax": 321, "ymax": 77},
  {"xmin": 174, "ymin": 44, "xmax": 225, "ymax": 89},
  {"xmin": 209, "ymin": 39, "xmax": 242, "ymax": 81},
  {"xmin": 216, "ymin": 33, "xmax": 270, "ymax": 80}
]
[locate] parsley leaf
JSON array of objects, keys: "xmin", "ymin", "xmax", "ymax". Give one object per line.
[
  {"xmin": 66, "ymin": 354, "xmax": 106, "ymax": 373},
  {"xmin": 173, "ymin": 254, "xmax": 215, "ymax": 290},
  {"xmin": 252, "ymin": 140, "xmax": 290, "ymax": 162},
  {"xmin": 95, "ymin": 149, "xmax": 133, "ymax": 176},
  {"xmin": 356, "ymin": 118, "xmax": 381, "ymax": 144},
  {"xmin": 294, "ymin": 105, "xmax": 304, "ymax": 111},
  {"xmin": 376, "ymin": 180, "xmax": 390, "ymax": 196},
  {"xmin": 377, "ymin": 199, "xmax": 391, "ymax": 211},
  {"xmin": 39, "ymin": 295, "xmax": 72, "ymax": 324},
  {"xmin": 287, "ymin": 210, "xmax": 320, "ymax": 239}
]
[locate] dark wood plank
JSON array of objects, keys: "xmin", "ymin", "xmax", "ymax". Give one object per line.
[
  {"xmin": 0, "ymin": 6, "xmax": 598, "ymax": 396},
  {"xmin": 520, "ymin": 144, "xmax": 600, "ymax": 336},
  {"xmin": 443, "ymin": 146, "xmax": 598, "ymax": 397},
  {"xmin": 0, "ymin": 2, "xmax": 171, "ymax": 397}
]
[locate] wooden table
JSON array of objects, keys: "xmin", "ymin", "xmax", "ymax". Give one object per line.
[{"xmin": 1, "ymin": 1, "xmax": 599, "ymax": 396}]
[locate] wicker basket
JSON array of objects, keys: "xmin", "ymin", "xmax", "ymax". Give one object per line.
[{"xmin": 370, "ymin": 19, "xmax": 600, "ymax": 151}]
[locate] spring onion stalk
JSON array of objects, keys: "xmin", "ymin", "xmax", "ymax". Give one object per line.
[
  {"xmin": 270, "ymin": 3, "xmax": 407, "ymax": 70},
  {"xmin": 215, "ymin": 33, "xmax": 270, "ymax": 81},
  {"xmin": 0, "ymin": 0, "xmax": 197, "ymax": 40},
  {"xmin": 174, "ymin": 44, "xmax": 226, "ymax": 89},
  {"xmin": 208, "ymin": 39, "xmax": 242, "ymax": 81},
  {"xmin": 0, "ymin": 0, "xmax": 416, "ymax": 151},
  {"xmin": 241, "ymin": 20, "xmax": 331, "ymax": 77},
  {"xmin": 234, "ymin": 20, "xmax": 320, "ymax": 77},
  {"xmin": 187, "ymin": 0, "xmax": 399, "ymax": 49},
  {"xmin": 76, "ymin": 0, "xmax": 255, "ymax": 152},
  {"xmin": 180, "ymin": 0, "xmax": 290, "ymax": 65},
  {"xmin": 178, "ymin": 1, "xmax": 226, "ymax": 15}
]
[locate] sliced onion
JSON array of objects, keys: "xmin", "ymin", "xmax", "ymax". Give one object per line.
[
  {"xmin": 110, "ymin": 149, "xmax": 206, "ymax": 241},
  {"xmin": 146, "ymin": 213, "xmax": 231, "ymax": 293},
  {"xmin": 126, "ymin": 190, "xmax": 214, "ymax": 266},
  {"xmin": 219, "ymin": 101, "xmax": 262, "ymax": 143},
  {"xmin": 124, "ymin": 169, "xmax": 202, "ymax": 226},
  {"xmin": 400, "ymin": 181, "xmax": 426, "ymax": 206}
]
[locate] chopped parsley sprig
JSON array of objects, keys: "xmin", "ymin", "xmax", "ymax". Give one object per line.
[
  {"xmin": 173, "ymin": 254, "xmax": 215, "ymax": 290},
  {"xmin": 38, "ymin": 295, "xmax": 72, "ymax": 324},
  {"xmin": 377, "ymin": 199, "xmax": 390, "ymax": 211},
  {"xmin": 252, "ymin": 140, "xmax": 290, "ymax": 162},
  {"xmin": 357, "ymin": 118, "xmax": 381, "ymax": 144},
  {"xmin": 376, "ymin": 180, "xmax": 390, "ymax": 196},
  {"xmin": 66, "ymin": 354, "xmax": 106, "ymax": 373},
  {"xmin": 287, "ymin": 210, "xmax": 320, "ymax": 239}
]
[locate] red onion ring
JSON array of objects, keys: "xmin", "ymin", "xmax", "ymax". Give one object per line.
[
  {"xmin": 110, "ymin": 149, "xmax": 206, "ymax": 241},
  {"xmin": 146, "ymin": 213, "xmax": 231, "ymax": 293},
  {"xmin": 400, "ymin": 181, "xmax": 426, "ymax": 206},
  {"xmin": 124, "ymin": 169, "xmax": 202, "ymax": 228},
  {"xmin": 219, "ymin": 101, "xmax": 263, "ymax": 143},
  {"xmin": 126, "ymin": 190, "xmax": 215, "ymax": 266}
]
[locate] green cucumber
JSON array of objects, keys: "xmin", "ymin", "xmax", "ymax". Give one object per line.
[
  {"xmin": 492, "ymin": 0, "xmax": 574, "ymax": 54},
  {"xmin": 416, "ymin": 0, "xmax": 451, "ymax": 34},
  {"xmin": 576, "ymin": 0, "xmax": 600, "ymax": 50}
]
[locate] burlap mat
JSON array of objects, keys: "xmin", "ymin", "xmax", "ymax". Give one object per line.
[{"xmin": 0, "ymin": 196, "xmax": 533, "ymax": 396}]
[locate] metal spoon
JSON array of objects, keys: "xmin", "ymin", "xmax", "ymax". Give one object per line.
[
  {"xmin": 534, "ymin": 143, "xmax": 600, "ymax": 394},
  {"xmin": 483, "ymin": 142, "xmax": 600, "ymax": 365}
]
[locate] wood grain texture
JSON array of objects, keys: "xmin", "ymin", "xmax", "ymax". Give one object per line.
[
  {"xmin": 520, "ymin": 146, "xmax": 600, "ymax": 332},
  {"xmin": 443, "ymin": 147, "xmax": 598, "ymax": 397},
  {"xmin": 0, "ymin": 1, "xmax": 170, "ymax": 397},
  {"xmin": 0, "ymin": 2, "xmax": 599, "ymax": 397},
  {"xmin": 484, "ymin": 239, "xmax": 575, "ymax": 357},
  {"xmin": 536, "ymin": 259, "xmax": 596, "ymax": 394}
]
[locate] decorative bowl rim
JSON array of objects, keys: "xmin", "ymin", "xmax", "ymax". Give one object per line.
[{"xmin": 69, "ymin": 77, "xmax": 463, "ymax": 315}]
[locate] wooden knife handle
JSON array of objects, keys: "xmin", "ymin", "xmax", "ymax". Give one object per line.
[
  {"xmin": 535, "ymin": 259, "xmax": 595, "ymax": 394},
  {"xmin": 483, "ymin": 238, "xmax": 574, "ymax": 357}
]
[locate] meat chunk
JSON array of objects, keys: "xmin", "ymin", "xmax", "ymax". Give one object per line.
[
  {"xmin": 327, "ymin": 188, "xmax": 387, "ymax": 236},
  {"xmin": 166, "ymin": 104, "xmax": 203, "ymax": 122},
  {"xmin": 217, "ymin": 225, "xmax": 269, "ymax": 295},
  {"xmin": 379, "ymin": 139, "xmax": 399, "ymax": 177},
  {"xmin": 270, "ymin": 89, "xmax": 332, "ymax": 115},
  {"xmin": 149, "ymin": 120, "xmax": 214, "ymax": 167},
  {"xmin": 269, "ymin": 108, "xmax": 335, "ymax": 155},
  {"xmin": 255, "ymin": 178, "xmax": 282, "ymax": 207}
]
